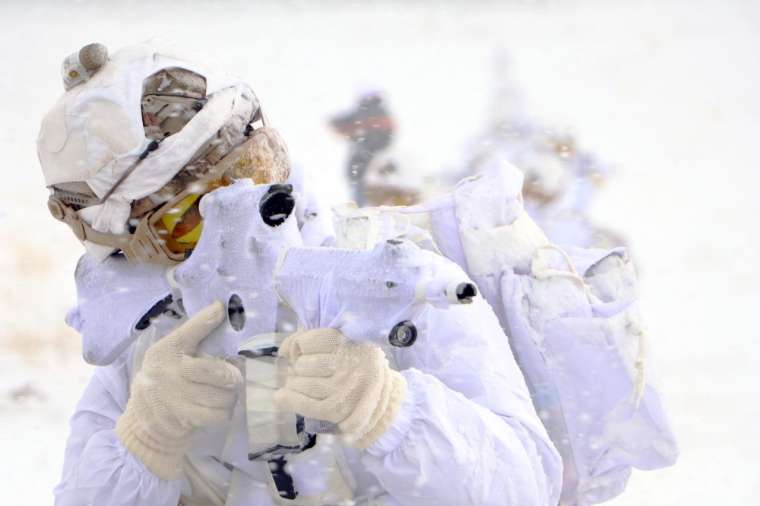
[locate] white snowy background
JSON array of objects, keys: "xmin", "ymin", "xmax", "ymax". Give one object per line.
[{"xmin": 1, "ymin": 1, "xmax": 758, "ymax": 504}]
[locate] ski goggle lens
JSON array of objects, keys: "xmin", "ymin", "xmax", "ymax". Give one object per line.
[{"xmin": 151, "ymin": 178, "xmax": 228, "ymax": 257}]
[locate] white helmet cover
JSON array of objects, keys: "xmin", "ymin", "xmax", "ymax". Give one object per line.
[{"xmin": 37, "ymin": 43, "xmax": 257, "ymax": 241}]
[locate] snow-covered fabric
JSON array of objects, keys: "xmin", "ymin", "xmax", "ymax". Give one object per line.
[
  {"xmin": 360, "ymin": 165, "xmax": 678, "ymax": 505},
  {"xmin": 331, "ymin": 162, "xmax": 678, "ymax": 504},
  {"xmin": 500, "ymin": 247, "xmax": 678, "ymax": 504},
  {"xmin": 65, "ymin": 181, "xmax": 325, "ymax": 367},
  {"xmin": 66, "ymin": 253, "xmax": 172, "ymax": 366},
  {"xmin": 274, "ymin": 240, "xmax": 475, "ymax": 346},
  {"xmin": 171, "ymin": 180, "xmax": 303, "ymax": 358},
  {"xmin": 56, "ymin": 282, "xmax": 561, "ymax": 505},
  {"xmin": 451, "ymin": 167, "xmax": 677, "ymax": 505}
]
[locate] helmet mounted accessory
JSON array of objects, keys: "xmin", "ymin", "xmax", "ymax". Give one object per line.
[
  {"xmin": 141, "ymin": 67, "xmax": 208, "ymax": 141},
  {"xmin": 62, "ymin": 43, "xmax": 108, "ymax": 91}
]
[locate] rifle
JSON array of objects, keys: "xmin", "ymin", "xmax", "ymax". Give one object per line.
[
  {"xmin": 274, "ymin": 239, "xmax": 477, "ymax": 348},
  {"xmin": 168, "ymin": 179, "xmax": 478, "ymax": 461},
  {"xmin": 169, "ymin": 179, "xmax": 301, "ymax": 359}
]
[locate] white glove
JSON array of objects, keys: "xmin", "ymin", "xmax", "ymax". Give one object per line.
[
  {"xmin": 116, "ymin": 301, "xmax": 243, "ymax": 480},
  {"xmin": 274, "ymin": 328, "xmax": 406, "ymax": 448}
]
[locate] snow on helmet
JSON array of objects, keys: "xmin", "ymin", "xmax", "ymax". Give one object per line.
[{"xmin": 38, "ymin": 42, "xmax": 290, "ymax": 264}]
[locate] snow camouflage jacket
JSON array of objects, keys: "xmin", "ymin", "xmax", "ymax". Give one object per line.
[
  {"xmin": 54, "ymin": 170, "xmax": 562, "ymax": 505},
  {"xmin": 56, "ymin": 296, "xmax": 561, "ymax": 506},
  {"xmin": 333, "ymin": 162, "xmax": 679, "ymax": 505}
]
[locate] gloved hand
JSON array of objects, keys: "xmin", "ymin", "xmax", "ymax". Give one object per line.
[
  {"xmin": 273, "ymin": 328, "xmax": 406, "ymax": 448},
  {"xmin": 116, "ymin": 301, "xmax": 243, "ymax": 480}
]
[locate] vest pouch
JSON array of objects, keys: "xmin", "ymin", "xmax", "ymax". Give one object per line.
[{"xmin": 499, "ymin": 249, "xmax": 678, "ymax": 505}]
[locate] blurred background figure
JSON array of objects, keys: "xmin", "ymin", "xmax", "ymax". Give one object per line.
[
  {"xmin": 459, "ymin": 51, "xmax": 626, "ymax": 248},
  {"xmin": 331, "ymin": 53, "xmax": 626, "ymax": 249},
  {"xmin": 328, "ymin": 91, "xmax": 401, "ymax": 205}
]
